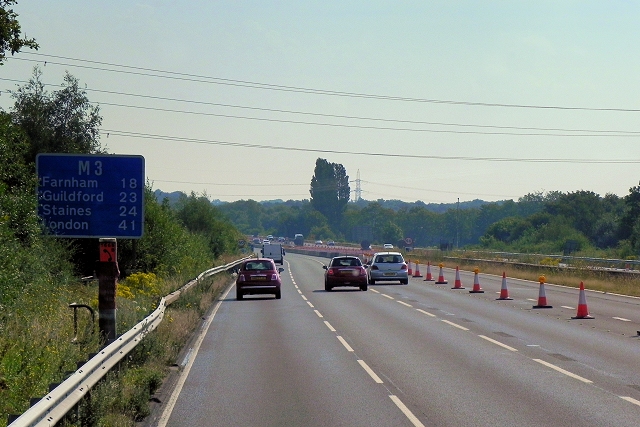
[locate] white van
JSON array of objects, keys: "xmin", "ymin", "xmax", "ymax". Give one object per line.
[{"xmin": 262, "ymin": 243, "xmax": 285, "ymax": 265}]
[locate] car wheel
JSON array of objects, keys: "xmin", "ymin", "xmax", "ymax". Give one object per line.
[
  {"xmin": 361, "ymin": 283, "xmax": 368, "ymax": 291},
  {"xmin": 325, "ymin": 281, "xmax": 332, "ymax": 292},
  {"xmin": 401, "ymin": 279, "xmax": 409, "ymax": 285},
  {"xmin": 236, "ymin": 289, "xmax": 243, "ymax": 300},
  {"xmin": 275, "ymin": 289, "xmax": 281, "ymax": 299},
  {"xmin": 369, "ymin": 279, "xmax": 375, "ymax": 285}
]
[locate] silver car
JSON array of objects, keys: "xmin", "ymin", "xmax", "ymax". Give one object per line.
[{"xmin": 367, "ymin": 252, "xmax": 409, "ymax": 285}]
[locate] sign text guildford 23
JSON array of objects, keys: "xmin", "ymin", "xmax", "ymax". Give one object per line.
[{"xmin": 37, "ymin": 154, "xmax": 145, "ymax": 238}]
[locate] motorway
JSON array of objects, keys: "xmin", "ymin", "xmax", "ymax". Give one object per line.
[{"xmin": 157, "ymin": 252, "xmax": 640, "ymax": 426}]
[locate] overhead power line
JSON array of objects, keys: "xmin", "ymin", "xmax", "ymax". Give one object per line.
[
  {"xmin": 359, "ymin": 180, "xmax": 514, "ymax": 198},
  {"xmin": 3, "ymin": 77, "xmax": 639, "ymax": 136},
  {"xmin": 101, "ymin": 129, "xmax": 640, "ymax": 164},
  {"xmin": 96, "ymin": 101, "xmax": 640, "ymax": 137},
  {"xmin": 14, "ymin": 52, "xmax": 640, "ymax": 112}
]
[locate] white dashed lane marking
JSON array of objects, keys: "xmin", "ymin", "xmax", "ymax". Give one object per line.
[
  {"xmin": 324, "ymin": 321, "xmax": 336, "ymax": 331},
  {"xmin": 358, "ymin": 359, "xmax": 384, "ymax": 383},
  {"xmin": 533, "ymin": 359, "xmax": 592, "ymax": 383},
  {"xmin": 337, "ymin": 336, "xmax": 354, "ymax": 352},
  {"xmin": 441, "ymin": 319, "xmax": 469, "ymax": 331},
  {"xmin": 389, "ymin": 395, "xmax": 426, "ymax": 427},
  {"xmin": 613, "ymin": 317, "xmax": 631, "ymax": 322},
  {"xmin": 478, "ymin": 335, "xmax": 518, "ymax": 352}
]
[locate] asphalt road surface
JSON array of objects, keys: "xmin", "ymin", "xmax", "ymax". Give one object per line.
[{"xmin": 156, "ymin": 252, "xmax": 640, "ymax": 426}]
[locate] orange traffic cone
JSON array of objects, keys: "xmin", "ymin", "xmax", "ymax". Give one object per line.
[
  {"xmin": 572, "ymin": 282, "xmax": 593, "ymax": 319},
  {"xmin": 413, "ymin": 262, "xmax": 422, "ymax": 278},
  {"xmin": 533, "ymin": 275, "xmax": 553, "ymax": 308},
  {"xmin": 435, "ymin": 263, "xmax": 448, "ymax": 284},
  {"xmin": 469, "ymin": 268, "xmax": 484, "ymax": 293},
  {"xmin": 451, "ymin": 266, "xmax": 464, "ymax": 289},
  {"xmin": 497, "ymin": 272, "xmax": 513, "ymax": 300},
  {"xmin": 424, "ymin": 262, "xmax": 434, "ymax": 281},
  {"xmin": 408, "ymin": 260, "xmax": 413, "ymax": 276}
]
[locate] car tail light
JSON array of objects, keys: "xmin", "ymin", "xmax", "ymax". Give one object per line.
[
  {"xmin": 401, "ymin": 264, "xmax": 407, "ymax": 270},
  {"xmin": 327, "ymin": 268, "xmax": 336, "ymax": 276},
  {"xmin": 238, "ymin": 274, "xmax": 246, "ymax": 282},
  {"xmin": 359, "ymin": 267, "xmax": 366, "ymax": 276},
  {"xmin": 270, "ymin": 274, "xmax": 278, "ymax": 281}
]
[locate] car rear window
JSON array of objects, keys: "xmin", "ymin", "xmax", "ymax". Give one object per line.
[
  {"xmin": 375, "ymin": 255, "xmax": 403, "ymax": 263},
  {"xmin": 331, "ymin": 258, "xmax": 361, "ymax": 267},
  {"xmin": 244, "ymin": 261, "xmax": 274, "ymax": 271}
]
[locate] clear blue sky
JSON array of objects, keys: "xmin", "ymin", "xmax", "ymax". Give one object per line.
[{"xmin": 2, "ymin": 1, "xmax": 640, "ymax": 203}]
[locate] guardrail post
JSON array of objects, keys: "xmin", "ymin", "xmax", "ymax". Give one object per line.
[{"xmin": 97, "ymin": 238, "xmax": 119, "ymax": 346}]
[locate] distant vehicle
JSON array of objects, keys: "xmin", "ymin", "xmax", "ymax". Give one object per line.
[
  {"xmin": 236, "ymin": 258, "xmax": 283, "ymax": 300},
  {"xmin": 294, "ymin": 234, "xmax": 304, "ymax": 246},
  {"xmin": 252, "ymin": 238, "xmax": 261, "ymax": 245},
  {"xmin": 327, "ymin": 240, "xmax": 335, "ymax": 246},
  {"xmin": 262, "ymin": 242, "xmax": 285, "ymax": 265},
  {"xmin": 323, "ymin": 256, "xmax": 368, "ymax": 292},
  {"xmin": 383, "ymin": 243, "xmax": 394, "ymax": 249},
  {"xmin": 367, "ymin": 252, "xmax": 408, "ymax": 285},
  {"xmin": 277, "ymin": 236, "xmax": 285, "ymax": 242},
  {"xmin": 267, "ymin": 235, "xmax": 274, "ymax": 240},
  {"xmin": 315, "ymin": 240, "xmax": 323, "ymax": 245},
  {"xmin": 262, "ymin": 239, "xmax": 270, "ymax": 245}
]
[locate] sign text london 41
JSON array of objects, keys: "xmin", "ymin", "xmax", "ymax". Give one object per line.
[{"xmin": 37, "ymin": 153, "xmax": 145, "ymax": 238}]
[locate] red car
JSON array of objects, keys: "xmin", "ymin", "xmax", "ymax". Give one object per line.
[
  {"xmin": 323, "ymin": 256, "xmax": 368, "ymax": 292},
  {"xmin": 236, "ymin": 258, "xmax": 283, "ymax": 300}
]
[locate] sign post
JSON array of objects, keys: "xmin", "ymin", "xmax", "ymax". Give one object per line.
[
  {"xmin": 97, "ymin": 238, "xmax": 119, "ymax": 344},
  {"xmin": 37, "ymin": 153, "xmax": 144, "ymax": 346}
]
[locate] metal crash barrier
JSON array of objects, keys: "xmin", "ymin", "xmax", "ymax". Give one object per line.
[{"xmin": 9, "ymin": 257, "xmax": 250, "ymax": 427}]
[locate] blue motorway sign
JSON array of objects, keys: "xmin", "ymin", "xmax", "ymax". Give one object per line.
[{"xmin": 36, "ymin": 153, "xmax": 145, "ymax": 238}]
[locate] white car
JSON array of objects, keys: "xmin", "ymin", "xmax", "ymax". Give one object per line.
[
  {"xmin": 367, "ymin": 252, "xmax": 408, "ymax": 285},
  {"xmin": 383, "ymin": 243, "xmax": 394, "ymax": 249}
]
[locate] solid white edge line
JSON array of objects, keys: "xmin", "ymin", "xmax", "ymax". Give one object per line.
[
  {"xmin": 157, "ymin": 284, "xmax": 233, "ymax": 427},
  {"xmin": 441, "ymin": 319, "xmax": 469, "ymax": 331},
  {"xmin": 478, "ymin": 335, "xmax": 518, "ymax": 352},
  {"xmin": 620, "ymin": 396, "xmax": 640, "ymax": 406},
  {"xmin": 389, "ymin": 395, "xmax": 426, "ymax": 427},
  {"xmin": 357, "ymin": 359, "xmax": 384, "ymax": 383},
  {"xmin": 533, "ymin": 359, "xmax": 593, "ymax": 383},
  {"xmin": 397, "ymin": 301, "xmax": 413, "ymax": 307},
  {"xmin": 337, "ymin": 336, "xmax": 354, "ymax": 352},
  {"xmin": 314, "ymin": 309, "xmax": 323, "ymax": 318},
  {"xmin": 324, "ymin": 321, "xmax": 336, "ymax": 331},
  {"xmin": 416, "ymin": 309, "xmax": 436, "ymax": 317}
]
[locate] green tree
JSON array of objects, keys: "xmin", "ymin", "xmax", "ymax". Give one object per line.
[
  {"xmin": 0, "ymin": 0, "xmax": 38, "ymax": 65},
  {"xmin": 117, "ymin": 187, "xmax": 213, "ymax": 276},
  {"xmin": 543, "ymin": 190, "xmax": 604, "ymax": 241},
  {"xmin": 10, "ymin": 67, "xmax": 103, "ymax": 163},
  {"xmin": 620, "ymin": 183, "xmax": 640, "ymax": 253},
  {"xmin": 175, "ymin": 192, "xmax": 242, "ymax": 258},
  {"xmin": 309, "ymin": 158, "xmax": 350, "ymax": 227},
  {"xmin": 0, "ymin": 111, "xmax": 38, "ymax": 244}
]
